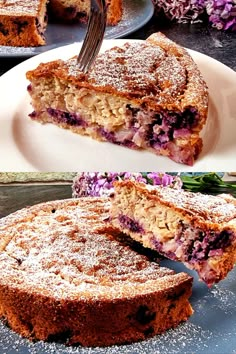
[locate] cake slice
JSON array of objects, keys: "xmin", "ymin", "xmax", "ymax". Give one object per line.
[
  {"xmin": 0, "ymin": 197, "xmax": 193, "ymax": 347},
  {"xmin": 48, "ymin": 0, "xmax": 123, "ymax": 25},
  {"xmin": 26, "ymin": 32, "xmax": 208, "ymax": 165},
  {"xmin": 110, "ymin": 180, "xmax": 236, "ymax": 287},
  {"xmin": 0, "ymin": 0, "xmax": 48, "ymax": 47}
]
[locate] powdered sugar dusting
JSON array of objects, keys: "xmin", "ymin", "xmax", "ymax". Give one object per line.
[
  {"xmin": 0, "ymin": 197, "xmax": 185, "ymax": 302},
  {"xmin": 0, "ymin": 320, "xmax": 216, "ymax": 354},
  {"xmin": 141, "ymin": 184, "xmax": 236, "ymax": 224},
  {"xmin": 194, "ymin": 271, "xmax": 236, "ymax": 317},
  {"xmin": 0, "ymin": 196, "xmax": 235, "ymax": 352},
  {"xmin": 210, "ymin": 286, "xmax": 236, "ymax": 315},
  {"xmin": 0, "ymin": 0, "xmax": 42, "ymax": 15},
  {"xmin": 66, "ymin": 41, "xmax": 186, "ymax": 104}
]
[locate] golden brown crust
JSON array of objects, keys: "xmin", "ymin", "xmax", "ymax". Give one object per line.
[
  {"xmin": 147, "ymin": 33, "xmax": 208, "ymax": 129},
  {"xmin": 26, "ymin": 33, "xmax": 208, "ymax": 122},
  {"xmin": 106, "ymin": 0, "xmax": 123, "ymax": 25},
  {"xmin": 0, "ymin": 0, "xmax": 47, "ymax": 17},
  {"xmin": 48, "ymin": 0, "xmax": 123, "ymax": 25},
  {"xmin": 0, "ymin": 197, "xmax": 193, "ymax": 347},
  {"xmin": 0, "ymin": 17, "xmax": 45, "ymax": 47},
  {"xmin": 113, "ymin": 180, "xmax": 236, "ymax": 230}
]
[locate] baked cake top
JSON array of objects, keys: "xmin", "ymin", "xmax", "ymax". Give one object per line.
[
  {"xmin": 26, "ymin": 33, "xmax": 208, "ymax": 115},
  {"xmin": 0, "ymin": 198, "xmax": 191, "ymax": 301},
  {"xmin": 0, "ymin": 0, "xmax": 43, "ymax": 16},
  {"xmin": 67, "ymin": 42, "xmax": 185, "ymax": 99},
  {"xmin": 114, "ymin": 181, "xmax": 236, "ymax": 227}
]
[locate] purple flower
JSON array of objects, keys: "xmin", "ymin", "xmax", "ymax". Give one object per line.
[
  {"xmin": 147, "ymin": 173, "xmax": 183, "ymax": 188},
  {"xmin": 123, "ymin": 172, "xmax": 147, "ymax": 184},
  {"xmin": 206, "ymin": 0, "xmax": 236, "ymax": 30},
  {"xmin": 148, "ymin": 172, "xmax": 173, "ymax": 186},
  {"xmin": 72, "ymin": 172, "xmax": 182, "ymax": 198},
  {"xmin": 152, "ymin": 0, "xmax": 236, "ymax": 30},
  {"xmin": 152, "ymin": 0, "xmax": 205, "ymax": 22}
]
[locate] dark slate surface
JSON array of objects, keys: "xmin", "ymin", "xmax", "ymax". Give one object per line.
[
  {"xmin": 0, "ymin": 184, "xmax": 72, "ymax": 218},
  {"xmin": 125, "ymin": 16, "xmax": 236, "ymax": 72}
]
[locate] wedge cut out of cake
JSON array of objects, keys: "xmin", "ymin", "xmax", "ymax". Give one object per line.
[
  {"xmin": 109, "ymin": 180, "xmax": 236, "ymax": 287},
  {"xmin": 0, "ymin": 197, "xmax": 193, "ymax": 347},
  {"xmin": 26, "ymin": 32, "xmax": 208, "ymax": 165},
  {"xmin": 0, "ymin": 0, "xmax": 48, "ymax": 46}
]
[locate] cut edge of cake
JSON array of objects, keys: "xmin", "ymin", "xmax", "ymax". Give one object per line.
[{"xmin": 109, "ymin": 180, "xmax": 236, "ymax": 287}]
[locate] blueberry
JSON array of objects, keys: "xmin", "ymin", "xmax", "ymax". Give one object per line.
[
  {"xmin": 119, "ymin": 215, "xmax": 144, "ymax": 233},
  {"xmin": 136, "ymin": 305, "xmax": 156, "ymax": 325},
  {"xmin": 0, "ymin": 23, "xmax": 9, "ymax": 36},
  {"xmin": 13, "ymin": 20, "xmax": 28, "ymax": 35}
]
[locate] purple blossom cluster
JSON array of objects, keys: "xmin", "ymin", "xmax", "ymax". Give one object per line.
[
  {"xmin": 72, "ymin": 172, "xmax": 182, "ymax": 198},
  {"xmin": 152, "ymin": 0, "xmax": 236, "ymax": 30},
  {"xmin": 153, "ymin": 0, "xmax": 205, "ymax": 23},
  {"xmin": 206, "ymin": 0, "xmax": 236, "ymax": 30}
]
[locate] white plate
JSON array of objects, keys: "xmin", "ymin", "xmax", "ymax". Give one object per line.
[
  {"xmin": 0, "ymin": 39, "xmax": 236, "ymax": 172},
  {"xmin": 0, "ymin": 0, "xmax": 154, "ymax": 58}
]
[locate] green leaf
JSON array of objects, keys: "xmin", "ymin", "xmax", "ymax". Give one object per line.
[{"xmin": 180, "ymin": 173, "xmax": 236, "ymax": 197}]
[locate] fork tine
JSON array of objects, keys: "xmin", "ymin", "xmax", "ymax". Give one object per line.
[
  {"xmin": 83, "ymin": 13, "xmax": 106, "ymax": 72},
  {"xmin": 79, "ymin": 10, "xmax": 105, "ymax": 70},
  {"xmin": 78, "ymin": 11, "xmax": 101, "ymax": 69},
  {"xmin": 77, "ymin": 7, "xmax": 97, "ymax": 66},
  {"xmin": 77, "ymin": 0, "xmax": 107, "ymax": 73},
  {"xmin": 90, "ymin": 12, "xmax": 106, "ymax": 55},
  {"xmin": 82, "ymin": 13, "xmax": 104, "ymax": 70}
]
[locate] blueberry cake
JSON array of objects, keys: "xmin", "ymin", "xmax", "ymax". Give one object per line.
[
  {"xmin": 0, "ymin": 0, "xmax": 48, "ymax": 46},
  {"xmin": 48, "ymin": 0, "xmax": 123, "ymax": 25},
  {"xmin": 0, "ymin": 197, "xmax": 193, "ymax": 347},
  {"xmin": 110, "ymin": 180, "xmax": 236, "ymax": 287},
  {"xmin": 26, "ymin": 33, "xmax": 208, "ymax": 165}
]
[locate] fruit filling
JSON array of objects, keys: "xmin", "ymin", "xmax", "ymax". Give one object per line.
[{"xmin": 118, "ymin": 213, "xmax": 235, "ymax": 264}]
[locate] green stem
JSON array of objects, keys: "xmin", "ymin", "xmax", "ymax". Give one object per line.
[{"xmin": 180, "ymin": 173, "xmax": 236, "ymax": 197}]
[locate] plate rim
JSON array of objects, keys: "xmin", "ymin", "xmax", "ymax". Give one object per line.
[{"xmin": 0, "ymin": 38, "xmax": 236, "ymax": 172}]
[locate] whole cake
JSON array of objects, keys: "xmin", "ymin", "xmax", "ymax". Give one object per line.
[
  {"xmin": 0, "ymin": 0, "xmax": 122, "ymax": 47},
  {"xmin": 0, "ymin": 198, "xmax": 193, "ymax": 347},
  {"xmin": 26, "ymin": 33, "xmax": 208, "ymax": 166},
  {"xmin": 0, "ymin": 0, "xmax": 48, "ymax": 46},
  {"xmin": 109, "ymin": 180, "xmax": 236, "ymax": 287},
  {"xmin": 48, "ymin": 0, "xmax": 122, "ymax": 24}
]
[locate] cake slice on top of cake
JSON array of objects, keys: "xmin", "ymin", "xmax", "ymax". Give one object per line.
[
  {"xmin": 26, "ymin": 32, "xmax": 208, "ymax": 165},
  {"xmin": 109, "ymin": 180, "xmax": 236, "ymax": 287}
]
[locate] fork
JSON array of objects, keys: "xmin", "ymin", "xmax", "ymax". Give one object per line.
[{"xmin": 77, "ymin": 0, "xmax": 107, "ymax": 73}]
